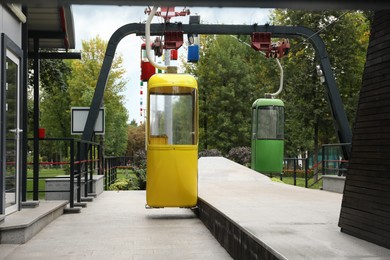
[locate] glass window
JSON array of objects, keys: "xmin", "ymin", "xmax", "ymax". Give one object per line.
[
  {"xmin": 149, "ymin": 87, "xmax": 196, "ymax": 145},
  {"xmin": 256, "ymin": 106, "xmax": 284, "ymax": 140}
]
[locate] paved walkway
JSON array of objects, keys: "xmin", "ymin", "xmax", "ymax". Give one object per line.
[
  {"xmin": 2, "ymin": 157, "xmax": 390, "ymax": 259},
  {"xmin": 0, "ymin": 191, "xmax": 231, "ymax": 260}
]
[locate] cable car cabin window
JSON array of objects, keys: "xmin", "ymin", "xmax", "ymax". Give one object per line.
[
  {"xmin": 256, "ymin": 106, "xmax": 284, "ymax": 140},
  {"xmin": 149, "ymin": 87, "xmax": 196, "ymax": 145}
]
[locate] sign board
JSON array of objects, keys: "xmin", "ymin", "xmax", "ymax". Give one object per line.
[{"xmin": 71, "ymin": 107, "xmax": 105, "ymax": 135}]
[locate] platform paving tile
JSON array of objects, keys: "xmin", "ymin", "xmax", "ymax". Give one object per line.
[{"xmin": 0, "ymin": 191, "xmax": 231, "ymax": 260}]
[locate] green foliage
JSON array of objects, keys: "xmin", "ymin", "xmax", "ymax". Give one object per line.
[
  {"xmin": 28, "ymin": 55, "xmax": 72, "ymax": 162},
  {"xmin": 108, "ymin": 179, "xmax": 128, "ymax": 190},
  {"xmin": 271, "ymin": 10, "xmax": 370, "ymax": 156},
  {"xmin": 186, "ymin": 11, "xmax": 370, "ymax": 158},
  {"xmin": 28, "ymin": 36, "xmax": 130, "ymax": 159},
  {"xmin": 133, "ymin": 167, "xmax": 146, "ymax": 190},
  {"xmin": 109, "ymin": 165, "xmax": 146, "ymax": 191},
  {"xmin": 67, "ymin": 36, "xmax": 128, "ymax": 156},
  {"xmin": 187, "ymin": 35, "xmax": 267, "ymax": 154}
]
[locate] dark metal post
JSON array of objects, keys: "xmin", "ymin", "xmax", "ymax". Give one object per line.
[
  {"xmin": 305, "ymin": 158, "xmax": 308, "ymax": 188},
  {"xmin": 104, "ymin": 158, "xmax": 107, "ymax": 189},
  {"xmin": 76, "ymin": 141, "xmax": 81, "ymax": 202},
  {"xmin": 90, "ymin": 144, "xmax": 93, "ymax": 192},
  {"xmin": 21, "ymin": 6, "xmax": 28, "ymax": 202},
  {"xmin": 322, "ymin": 145, "xmax": 326, "ymax": 176},
  {"xmin": 89, "ymin": 143, "xmax": 93, "ymax": 193},
  {"xmin": 84, "ymin": 142, "xmax": 88, "ymax": 198},
  {"xmin": 0, "ymin": 35, "xmax": 5, "ymax": 214},
  {"xmin": 32, "ymin": 37, "xmax": 39, "ymax": 201},
  {"xmin": 69, "ymin": 139, "xmax": 74, "ymax": 208},
  {"xmin": 293, "ymin": 159, "xmax": 297, "ymax": 186}
]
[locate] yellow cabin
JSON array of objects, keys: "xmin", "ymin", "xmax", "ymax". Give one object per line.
[{"xmin": 146, "ymin": 73, "xmax": 198, "ymax": 208}]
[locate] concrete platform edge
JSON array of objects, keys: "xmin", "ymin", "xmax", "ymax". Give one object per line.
[
  {"xmin": 0, "ymin": 201, "xmax": 67, "ymax": 244},
  {"xmin": 196, "ymin": 197, "xmax": 287, "ymax": 260}
]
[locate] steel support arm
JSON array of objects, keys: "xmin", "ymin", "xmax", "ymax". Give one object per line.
[{"xmin": 82, "ymin": 23, "xmax": 352, "ymax": 159}]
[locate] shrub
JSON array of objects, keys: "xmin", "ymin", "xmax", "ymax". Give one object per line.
[
  {"xmin": 108, "ymin": 178, "xmax": 130, "ymax": 191},
  {"xmin": 227, "ymin": 146, "xmax": 251, "ymax": 167},
  {"xmin": 133, "ymin": 167, "xmax": 146, "ymax": 190},
  {"xmin": 109, "ymin": 174, "xmax": 141, "ymax": 191},
  {"xmin": 133, "ymin": 149, "xmax": 146, "ymax": 167},
  {"xmin": 198, "ymin": 149, "xmax": 222, "ymax": 158}
]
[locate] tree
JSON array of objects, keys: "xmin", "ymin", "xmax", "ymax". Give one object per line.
[
  {"xmin": 271, "ymin": 10, "xmax": 370, "ymax": 158},
  {"xmin": 126, "ymin": 123, "xmax": 145, "ymax": 157},
  {"xmin": 186, "ymin": 10, "xmax": 370, "ymax": 161},
  {"xmin": 28, "ymin": 56, "xmax": 72, "ymax": 162},
  {"xmin": 186, "ymin": 34, "xmax": 281, "ymax": 154},
  {"xmin": 67, "ymin": 36, "xmax": 129, "ymax": 155}
]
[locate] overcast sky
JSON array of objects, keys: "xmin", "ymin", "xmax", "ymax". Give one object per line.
[{"xmin": 71, "ymin": 5, "xmax": 272, "ymax": 124}]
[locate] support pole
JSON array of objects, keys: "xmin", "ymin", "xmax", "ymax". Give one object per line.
[
  {"xmin": 32, "ymin": 37, "xmax": 40, "ymax": 201},
  {"xmin": 21, "ymin": 6, "xmax": 28, "ymax": 202}
]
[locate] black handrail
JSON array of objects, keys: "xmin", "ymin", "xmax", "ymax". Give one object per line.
[
  {"xmin": 283, "ymin": 143, "xmax": 351, "ymax": 189},
  {"xmin": 25, "ymin": 137, "xmax": 101, "ymax": 208}
]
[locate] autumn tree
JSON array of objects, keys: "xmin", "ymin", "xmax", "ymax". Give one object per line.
[{"xmin": 127, "ymin": 121, "xmax": 145, "ymax": 157}]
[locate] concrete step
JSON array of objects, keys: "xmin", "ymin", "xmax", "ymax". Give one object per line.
[{"xmin": 0, "ymin": 201, "xmax": 67, "ymax": 244}]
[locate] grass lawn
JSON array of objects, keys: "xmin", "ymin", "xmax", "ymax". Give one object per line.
[
  {"xmin": 26, "ymin": 168, "xmax": 69, "ymax": 200},
  {"xmin": 116, "ymin": 168, "xmax": 134, "ymax": 179},
  {"xmin": 273, "ymin": 176, "xmax": 323, "ymax": 190}
]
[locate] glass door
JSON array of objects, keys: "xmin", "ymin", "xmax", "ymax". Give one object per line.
[{"xmin": 4, "ymin": 49, "xmax": 21, "ymax": 215}]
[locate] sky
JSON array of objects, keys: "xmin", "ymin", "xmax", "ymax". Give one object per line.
[{"xmin": 71, "ymin": 6, "xmax": 272, "ymax": 124}]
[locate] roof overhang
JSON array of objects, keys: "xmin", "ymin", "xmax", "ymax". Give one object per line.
[
  {"xmin": 27, "ymin": 4, "xmax": 75, "ymax": 50},
  {"xmin": 5, "ymin": 0, "xmax": 390, "ymax": 10}
]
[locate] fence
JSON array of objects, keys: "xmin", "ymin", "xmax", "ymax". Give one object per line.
[
  {"xmin": 322, "ymin": 143, "xmax": 350, "ymax": 176},
  {"xmin": 25, "ymin": 138, "xmax": 101, "ymax": 208},
  {"xmin": 282, "ymin": 143, "xmax": 350, "ymax": 189}
]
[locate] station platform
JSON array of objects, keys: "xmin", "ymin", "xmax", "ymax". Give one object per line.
[
  {"xmin": 1, "ymin": 157, "xmax": 390, "ymax": 259},
  {"xmin": 197, "ymin": 157, "xmax": 390, "ymax": 259}
]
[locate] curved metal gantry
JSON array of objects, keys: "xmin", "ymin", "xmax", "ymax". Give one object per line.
[{"xmin": 82, "ymin": 23, "xmax": 352, "ymax": 159}]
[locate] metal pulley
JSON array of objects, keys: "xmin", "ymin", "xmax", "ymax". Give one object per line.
[{"xmin": 152, "ymin": 37, "xmax": 163, "ymax": 57}]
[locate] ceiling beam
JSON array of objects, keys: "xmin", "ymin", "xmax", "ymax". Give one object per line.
[
  {"xmin": 27, "ymin": 52, "xmax": 81, "ymax": 59},
  {"xmin": 4, "ymin": 0, "xmax": 390, "ymax": 10}
]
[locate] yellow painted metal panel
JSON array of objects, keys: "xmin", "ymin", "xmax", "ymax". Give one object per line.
[
  {"xmin": 149, "ymin": 135, "xmax": 168, "ymax": 144},
  {"xmin": 148, "ymin": 73, "xmax": 198, "ymax": 91},
  {"xmin": 146, "ymin": 73, "xmax": 198, "ymax": 208},
  {"xmin": 146, "ymin": 146, "xmax": 198, "ymax": 207}
]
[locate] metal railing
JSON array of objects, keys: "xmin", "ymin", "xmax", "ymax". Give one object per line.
[
  {"xmin": 322, "ymin": 143, "xmax": 350, "ymax": 176},
  {"xmin": 103, "ymin": 156, "xmax": 133, "ymax": 190},
  {"xmin": 282, "ymin": 157, "xmax": 310, "ymax": 187},
  {"xmin": 282, "ymin": 143, "xmax": 350, "ymax": 189},
  {"xmin": 25, "ymin": 138, "xmax": 101, "ymax": 208}
]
